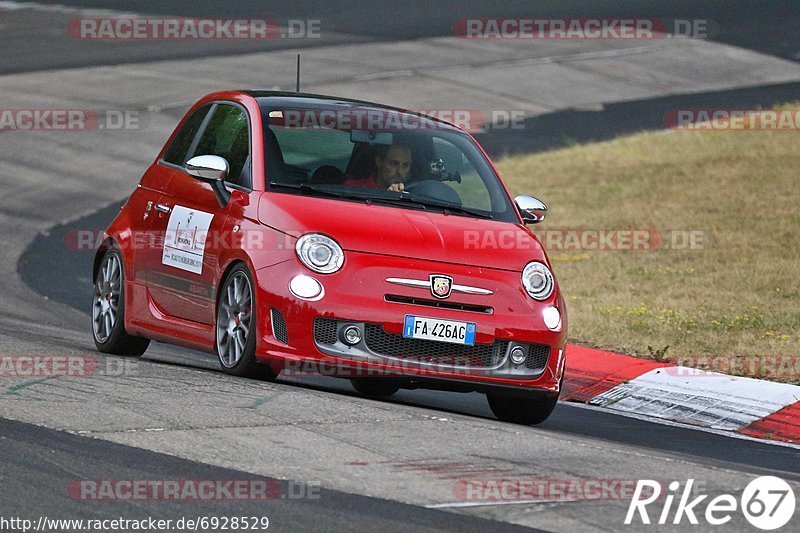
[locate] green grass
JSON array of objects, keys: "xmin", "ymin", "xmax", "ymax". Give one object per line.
[{"xmin": 495, "ymin": 113, "xmax": 800, "ymax": 382}]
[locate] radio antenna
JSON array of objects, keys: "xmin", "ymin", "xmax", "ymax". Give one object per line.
[{"xmin": 296, "ymin": 54, "xmax": 300, "ymax": 93}]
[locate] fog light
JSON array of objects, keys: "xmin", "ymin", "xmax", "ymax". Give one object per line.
[
  {"xmin": 341, "ymin": 325, "xmax": 362, "ymax": 345},
  {"xmin": 289, "ymin": 274, "xmax": 324, "ymax": 301},
  {"xmin": 509, "ymin": 346, "xmax": 527, "ymax": 365},
  {"xmin": 543, "ymin": 306, "xmax": 561, "ymax": 330}
]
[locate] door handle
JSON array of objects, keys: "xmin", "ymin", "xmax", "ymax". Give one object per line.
[{"xmin": 155, "ymin": 204, "xmax": 171, "ymax": 214}]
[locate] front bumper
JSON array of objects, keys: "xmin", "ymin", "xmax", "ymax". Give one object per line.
[{"xmin": 253, "ymin": 252, "xmax": 567, "ymax": 394}]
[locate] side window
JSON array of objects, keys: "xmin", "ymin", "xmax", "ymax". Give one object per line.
[
  {"xmin": 192, "ymin": 104, "xmax": 250, "ymax": 188},
  {"xmin": 162, "ymin": 106, "xmax": 210, "ymax": 166}
]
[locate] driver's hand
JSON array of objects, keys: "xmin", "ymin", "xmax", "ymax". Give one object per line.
[{"xmin": 387, "ymin": 182, "xmax": 405, "ymax": 192}]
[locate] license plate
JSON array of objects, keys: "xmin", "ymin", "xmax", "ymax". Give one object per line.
[{"xmin": 403, "ymin": 315, "xmax": 476, "ymax": 346}]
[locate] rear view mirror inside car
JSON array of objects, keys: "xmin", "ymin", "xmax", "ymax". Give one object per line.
[{"xmin": 350, "ymin": 130, "xmax": 393, "ymax": 145}]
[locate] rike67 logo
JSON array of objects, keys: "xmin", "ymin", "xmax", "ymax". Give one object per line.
[{"xmin": 626, "ymin": 477, "xmax": 795, "ymax": 530}]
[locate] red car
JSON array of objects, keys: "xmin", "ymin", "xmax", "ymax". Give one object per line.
[{"xmin": 91, "ymin": 91, "xmax": 567, "ymax": 424}]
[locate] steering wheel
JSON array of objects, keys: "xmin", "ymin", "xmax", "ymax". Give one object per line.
[
  {"xmin": 403, "ymin": 180, "xmax": 462, "ymax": 205},
  {"xmin": 310, "ymin": 165, "xmax": 345, "ymax": 185}
]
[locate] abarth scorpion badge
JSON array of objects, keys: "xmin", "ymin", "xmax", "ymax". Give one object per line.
[{"xmin": 430, "ymin": 274, "xmax": 453, "ymax": 299}]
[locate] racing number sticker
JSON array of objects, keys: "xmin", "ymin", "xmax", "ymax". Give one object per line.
[{"xmin": 161, "ymin": 205, "xmax": 214, "ymax": 275}]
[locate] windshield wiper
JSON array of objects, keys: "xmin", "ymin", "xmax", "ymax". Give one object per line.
[
  {"xmin": 270, "ymin": 182, "xmax": 493, "ymax": 219},
  {"xmin": 271, "ymin": 182, "xmax": 397, "ymax": 205},
  {"xmin": 389, "ymin": 194, "xmax": 494, "ymax": 219},
  {"xmin": 269, "ymin": 181, "xmax": 343, "ymax": 198}
]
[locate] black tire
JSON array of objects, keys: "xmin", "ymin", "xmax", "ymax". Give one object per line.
[
  {"xmin": 216, "ymin": 264, "xmax": 277, "ymax": 380},
  {"xmin": 350, "ymin": 378, "xmax": 401, "ymax": 398},
  {"xmin": 486, "ymin": 392, "xmax": 559, "ymax": 425},
  {"xmin": 92, "ymin": 249, "xmax": 150, "ymax": 356}
]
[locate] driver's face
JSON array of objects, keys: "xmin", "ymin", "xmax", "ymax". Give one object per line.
[{"xmin": 375, "ymin": 146, "xmax": 412, "ymax": 187}]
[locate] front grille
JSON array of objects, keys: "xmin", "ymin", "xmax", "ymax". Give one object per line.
[
  {"xmin": 525, "ymin": 343, "xmax": 551, "ymax": 370},
  {"xmin": 314, "ymin": 317, "xmax": 338, "ymax": 345},
  {"xmin": 364, "ymin": 323, "xmax": 507, "ymax": 368},
  {"xmin": 314, "ymin": 318, "xmax": 550, "ymax": 372},
  {"xmin": 270, "ymin": 308, "xmax": 289, "ymax": 344},
  {"xmin": 384, "ymin": 294, "xmax": 493, "ymax": 314}
]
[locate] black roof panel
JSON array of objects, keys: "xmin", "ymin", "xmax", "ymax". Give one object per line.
[{"xmin": 243, "ymin": 90, "xmax": 461, "ymax": 131}]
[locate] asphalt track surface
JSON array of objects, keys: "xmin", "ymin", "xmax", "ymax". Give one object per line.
[
  {"xmin": 15, "ymin": 200, "xmax": 800, "ymax": 475},
  {"xmin": 2, "ymin": 1, "xmax": 800, "ymax": 531},
  {"xmin": 1, "ymin": 418, "xmax": 541, "ymax": 533},
  {"xmin": 2, "ymin": 0, "xmax": 798, "ymax": 73}
]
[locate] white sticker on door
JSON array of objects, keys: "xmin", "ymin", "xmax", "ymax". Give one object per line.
[{"xmin": 162, "ymin": 205, "xmax": 214, "ymax": 275}]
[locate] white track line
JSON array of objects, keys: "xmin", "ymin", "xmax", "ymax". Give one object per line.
[{"xmin": 427, "ymin": 499, "xmax": 574, "ymax": 509}]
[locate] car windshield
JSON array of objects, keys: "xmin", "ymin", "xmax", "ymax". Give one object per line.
[{"xmin": 262, "ymin": 106, "xmax": 518, "ymax": 222}]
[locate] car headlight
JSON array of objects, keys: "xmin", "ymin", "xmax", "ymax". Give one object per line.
[
  {"xmin": 522, "ymin": 261, "xmax": 554, "ymax": 300},
  {"xmin": 295, "ymin": 234, "xmax": 344, "ymax": 274}
]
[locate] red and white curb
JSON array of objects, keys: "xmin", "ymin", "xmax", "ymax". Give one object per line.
[{"xmin": 563, "ymin": 345, "xmax": 800, "ymax": 444}]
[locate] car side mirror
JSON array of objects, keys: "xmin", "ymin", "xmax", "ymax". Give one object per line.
[
  {"xmin": 514, "ymin": 195, "xmax": 547, "ymax": 224},
  {"xmin": 186, "ymin": 155, "xmax": 231, "ymax": 207}
]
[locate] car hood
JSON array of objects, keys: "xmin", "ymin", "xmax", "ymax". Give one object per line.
[{"xmin": 258, "ymin": 192, "xmax": 547, "ymax": 271}]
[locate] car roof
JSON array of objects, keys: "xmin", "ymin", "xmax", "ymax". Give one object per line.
[{"xmin": 241, "ymin": 90, "xmax": 462, "ymax": 132}]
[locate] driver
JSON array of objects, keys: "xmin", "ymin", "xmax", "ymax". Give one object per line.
[{"xmin": 345, "ymin": 143, "xmax": 412, "ymax": 192}]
